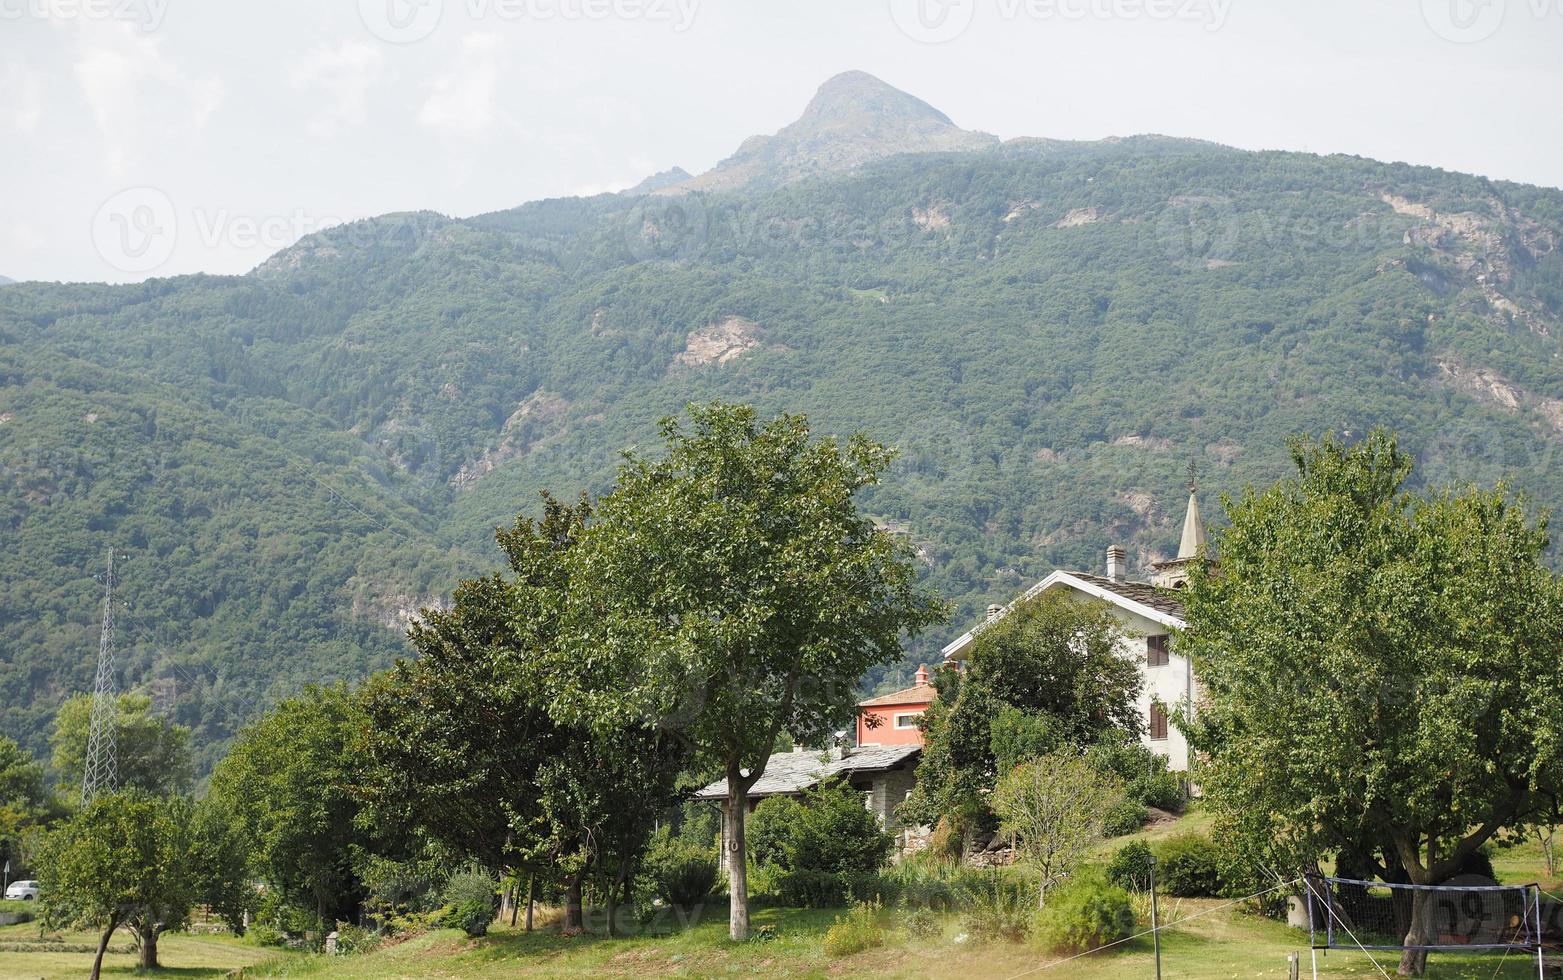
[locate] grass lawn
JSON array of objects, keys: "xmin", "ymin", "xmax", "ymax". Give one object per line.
[
  {"xmin": 0, "ymin": 919, "xmax": 293, "ymax": 979},
  {"xmin": 226, "ymin": 900, "xmax": 1549, "ymax": 980},
  {"xmin": 6, "ymin": 808, "xmax": 1556, "ymax": 979}
]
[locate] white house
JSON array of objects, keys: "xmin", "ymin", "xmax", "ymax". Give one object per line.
[{"xmin": 940, "ymin": 490, "xmax": 1208, "ymax": 773}]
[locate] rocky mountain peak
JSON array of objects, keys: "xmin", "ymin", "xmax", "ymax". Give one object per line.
[
  {"xmin": 647, "ymin": 70, "xmax": 997, "ymax": 196},
  {"xmin": 794, "ymin": 70, "xmax": 961, "ymax": 132}
]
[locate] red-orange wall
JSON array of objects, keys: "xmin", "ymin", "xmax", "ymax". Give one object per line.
[{"xmin": 857, "ymin": 703, "xmax": 928, "ymax": 746}]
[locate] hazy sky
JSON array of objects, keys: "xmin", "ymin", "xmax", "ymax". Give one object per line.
[{"xmin": 3, "ymin": 0, "xmax": 1560, "ymax": 283}]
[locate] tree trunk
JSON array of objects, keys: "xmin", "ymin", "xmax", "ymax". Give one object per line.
[
  {"xmin": 563, "ymin": 876, "xmax": 584, "ymax": 933},
  {"xmin": 727, "ymin": 772, "xmax": 751, "ymax": 941},
  {"xmin": 90, "ymin": 915, "xmax": 118, "ymax": 980},
  {"xmin": 606, "ymin": 853, "xmax": 632, "ymax": 938},
  {"xmin": 1397, "ymin": 886, "xmax": 1431, "ymax": 976},
  {"xmin": 507, "ymin": 879, "xmax": 519, "ymax": 928},
  {"xmin": 524, "ymin": 875, "xmax": 535, "ymax": 933},
  {"xmin": 138, "ymin": 924, "xmax": 160, "ymax": 970}
]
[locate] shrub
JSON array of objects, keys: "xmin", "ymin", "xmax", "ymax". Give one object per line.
[
  {"xmin": 1033, "ymin": 873, "xmax": 1134, "ymax": 954},
  {"xmin": 1103, "ymin": 799, "xmax": 1147, "ymax": 838},
  {"xmin": 823, "ymin": 902, "xmax": 885, "ymax": 957},
  {"xmin": 1155, "ymin": 833, "xmax": 1223, "ymax": 897},
  {"xmin": 845, "ymin": 870, "xmax": 902, "ymax": 906},
  {"xmin": 332, "ymin": 922, "xmax": 382, "ymax": 955},
  {"xmin": 788, "ymin": 780, "xmax": 895, "ymax": 875},
  {"xmin": 776, "ymin": 868, "xmax": 848, "ymax": 908},
  {"xmin": 748, "ymin": 796, "xmax": 802, "ymax": 870},
  {"xmin": 884, "ymin": 859, "xmax": 965, "ymax": 911},
  {"xmin": 1105, "ymin": 840, "xmax": 1155, "ymax": 892},
  {"xmin": 440, "ymin": 870, "xmax": 497, "ymax": 937},
  {"xmin": 641, "ymin": 827, "xmax": 718, "ymax": 906},
  {"xmin": 1086, "ymin": 731, "xmax": 1184, "ymax": 812},
  {"xmin": 963, "ymin": 877, "xmax": 1033, "ymax": 943},
  {"xmin": 904, "ymin": 906, "xmax": 941, "ymax": 939}
]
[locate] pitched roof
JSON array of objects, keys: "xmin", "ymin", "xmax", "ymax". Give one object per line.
[
  {"xmin": 858, "ymin": 683, "xmax": 937, "ymax": 707},
  {"xmin": 1069, "ymin": 572, "xmax": 1187, "ymax": 619},
  {"xmin": 693, "ymin": 744, "xmax": 921, "ymax": 800},
  {"xmin": 939, "ymin": 569, "xmax": 1185, "ymax": 661}
]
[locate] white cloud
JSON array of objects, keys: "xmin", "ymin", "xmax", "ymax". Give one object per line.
[
  {"xmin": 2, "ymin": 64, "xmax": 46, "ymax": 135},
  {"xmin": 290, "ymin": 40, "xmax": 386, "ymax": 138},
  {"xmin": 70, "ymin": 23, "xmax": 224, "ymax": 176},
  {"xmin": 417, "ymin": 33, "xmax": 506, "ymax": 136}
]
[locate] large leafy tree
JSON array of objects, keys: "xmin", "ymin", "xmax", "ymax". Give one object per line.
[
  {"xmin": 1183, "ymin": 430, "xmax": 1563, "ymax": 976},
  {"xmin": 357, "ymin": 495, "xmax": 684, "ymax": 933},
  {"xmin": 207, "ymin": 684, "xmax": 366, "ymax": 927},
  {"xmin": 549, "ymin": 403, "xmax": 943, "ymax": 939},
  {"xmin": 49, "ymin": 692, "xmax": 192, "ymax": 800},
  {"xmin": 901, "ymin": 591, "xmax": 1141, "ymax": 845},
  {"xmin": 39, "ymin": 791, "xmax": 246, "ymax": 979},
  {"xmin": 0, "ymin": 735, "xmax": 54, "ymax": 878}
]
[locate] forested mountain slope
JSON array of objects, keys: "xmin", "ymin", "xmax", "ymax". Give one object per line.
[{"xmin": 4, "ymin": 74, "xmax": 1563, "ymax": 771}]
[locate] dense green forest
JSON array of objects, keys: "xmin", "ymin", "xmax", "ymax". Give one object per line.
[{"xmin": 4, "ymin": 132, "xmax": 1563, "ymax": 773}]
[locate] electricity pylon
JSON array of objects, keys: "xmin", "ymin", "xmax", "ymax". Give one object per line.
[{"xmin": 81, "ymin": 550, "xmax": 118, "ymax": 804}]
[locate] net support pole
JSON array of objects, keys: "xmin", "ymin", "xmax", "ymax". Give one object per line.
[
  {"xmin": 1535, "ymin": 886, "xmax": 1546, "ymax": 980},
  {"xmin": 1149, "ymin": 856, "xmax": 1163, "ymax": 980},
  {"xmin": 1303, "ymin": 872, "xmax": 1321, "ymax": 980}
]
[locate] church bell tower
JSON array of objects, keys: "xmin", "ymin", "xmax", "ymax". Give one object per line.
[{"xmin": 1152, "ymin": 470, "xmax": 1209, "ymax": 591}]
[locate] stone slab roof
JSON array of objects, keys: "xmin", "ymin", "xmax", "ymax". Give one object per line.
[
  {"xmin": 694, "ymin": 744, "xmax": 921, "ymax": 800},
  {"xmin": 1069, "ymin": 572, "xmax": 1187, "ymax": 619}
]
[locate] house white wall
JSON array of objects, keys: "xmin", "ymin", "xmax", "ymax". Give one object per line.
[{"xmin": 1046, "ymin": 586, "xmax": 1195, "ymax": 773}]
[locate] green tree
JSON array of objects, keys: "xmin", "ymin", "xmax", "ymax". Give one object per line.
[
  {"xmin": 901, "ymin": 592, "xmax": 1140, "ymax": 846},
  {"xmin": 992, "ymin": 752, "xmax": 1124, "ymax": 906},
  {"xmin": 207, "ymin": 685, "xmax": 365, "ymax": 928},
  {"xmin": 550, "ymin": 403, "xmax": 943, "ymax": 939},
  {"xmin": 49, "ymin": 692, "xmax": 192, "ymax": 800},
  {"xmin": 1182, "ymin": 430, "xmax": 1563, "ymax": 976},
  {"xmin": 356, "ymin": 495, "xmax": 684, "ymax": 933},
  {"xmin": 0, "ymin": 735, "xmax": 53, "ymax": 877},
  {"xmin": 38, "ymin": 791, "xmax": 244, "ymax": 979}
]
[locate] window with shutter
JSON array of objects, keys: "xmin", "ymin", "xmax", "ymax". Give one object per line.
[
  {"xmin": 1147, "ymin": 634, "xmax": 1170, "ymax": 667},
  {"xmin": 1149, "ymin": 704, "xmax": 1169, "ymax": 740}
]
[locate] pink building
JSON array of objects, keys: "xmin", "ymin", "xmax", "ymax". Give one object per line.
[{"xmin": 856, "ymin": 664, "xmax": 936, "ymax": 747}]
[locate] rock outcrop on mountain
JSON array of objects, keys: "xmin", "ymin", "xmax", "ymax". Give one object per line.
[{"xmin": 656, "ymin": 70, "xmax": 998, "ymax": 194}]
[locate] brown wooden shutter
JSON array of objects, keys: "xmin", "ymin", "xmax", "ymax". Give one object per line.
[{"xmin": 1149, "ymin": 704, "xmax": 1168, "ymax": 740}]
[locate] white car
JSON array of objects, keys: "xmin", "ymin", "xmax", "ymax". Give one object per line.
[{"xmin": 4, "ymin": 880, "xmax": 38, "ymax": 901}]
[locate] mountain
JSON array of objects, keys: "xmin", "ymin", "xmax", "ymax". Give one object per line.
[
  {"xmin": 5, "ymin": 74, "xmax": 1563, "ymax": 771},
  {"xmin": 0, "ymin": 276, "xmax": 14, "ymax": 286},
  {"xmin": 621, "ymin": 167, "xmax": 693, "ymax": 196},
  {"xmin": 658, "ymin": 71, "xmax": 998, "ymax": 194}
]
